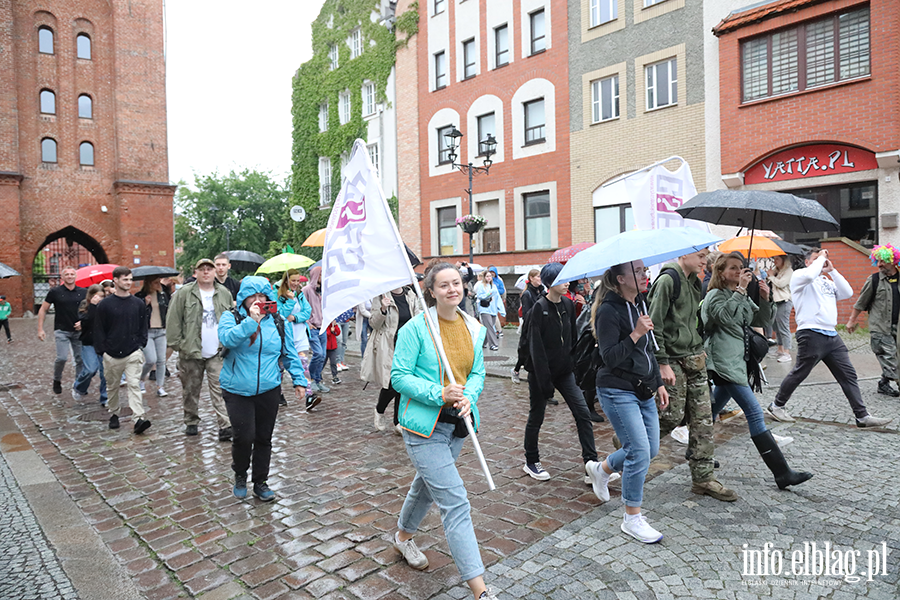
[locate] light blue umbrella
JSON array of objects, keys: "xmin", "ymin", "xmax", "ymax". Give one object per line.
[{"xmin": 552, "ymin": 227, "xmax": 723, "ymax": 287}]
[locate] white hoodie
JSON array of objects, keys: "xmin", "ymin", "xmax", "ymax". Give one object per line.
[{"xmin": 790, "ymin": 255, "xmax": 853, "ymax": 332}]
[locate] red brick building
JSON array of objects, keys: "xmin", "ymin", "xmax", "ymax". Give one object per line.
[
  {"xmin": 396, "ymin": 0, "xmax": 570, "ymax": 286},
  {"xmin": 0, "ymin": 0, "xmax": 175, "ymax": 315},
  {"xmin": 714, "ymin": 0, "xmax": 899, "ymax": 251}
]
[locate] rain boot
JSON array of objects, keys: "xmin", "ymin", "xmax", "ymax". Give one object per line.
[{"xmin": 751, "ymin": 430, "xmax": 813, "ymax": 490}]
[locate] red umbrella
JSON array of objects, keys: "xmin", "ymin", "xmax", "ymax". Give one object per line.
[
  {"xmin": 75, "ymin": 264, "xmax": 118, "ymax": 287},
  {"xmin": 548, "ymin": 242, "xmax": 595, "ymax": 264}
]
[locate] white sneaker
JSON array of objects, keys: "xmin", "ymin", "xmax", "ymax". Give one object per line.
[
  {"xmin": 510, "ymin": 368, "xmax": 521, "ymax": 384},
  {"xmin": 777, "ymin": 353, "xmax": 792, "ymax": 363},
  {"xmin": 523, "ymin": 462, "xmax": 550, "ymax": 481},
  {"xmin": 71, "ymin": 388, "xmax": 86, "ymax": 402},
  {"xmin": 670, "ymin": 425, "xmax": 689, "ymax": 445},
  {"xmin": 478, "ymin": 589, "xmax": 500, "ymax": 600},
  {"xmin": 119, "ymin": 375, "xmax": 127, "ymax": 387},
  {"xmin": 157, "ymin": 388, "xmax": 168, "ymax": 398},
  {"xmin": 374, "ymin": 408, "xmax": 388, "ymax": 431},
  {"xmin": 772, "ymin": 433, "xmax": 793, "ymax": 446},
  {"xmin": 139, "ymin": 381, "xmax": 146, "ymax": 394},
  {"xmin": 621, "ymin": 513, "xmax": 663, "ymax": 543},
  {"xmin": 393, "ymin": 532, "xmax": 428, "ymax": 570},
  {"xmin": 585, "ymin": 472, "xmax": 620, "ymax": 485},
  {"xmin": 394, "ymin": 424, "xmax": 403, "ymax": 436},
  {"xmin": 585, "ymin": 461, "xmax": 610, "ymax": 502},
  {"xmin": 766, "ymin": 402, "xmax": 796, "ymax": 423}
]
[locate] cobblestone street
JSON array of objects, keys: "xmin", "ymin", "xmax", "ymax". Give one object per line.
[{"xmin": 0, "ymin": 317, "xmax": 898, "ymax": 600}]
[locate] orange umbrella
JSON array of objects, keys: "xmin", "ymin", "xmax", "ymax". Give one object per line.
[
  {"xmin": 301, "ymin": 228, "xmax": 326, "ymax": 247},
  {"xmin": 718, "ymin": 235, "xmax": 785, "ymax": 259}
]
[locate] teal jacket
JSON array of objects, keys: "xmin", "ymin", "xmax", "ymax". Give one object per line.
[
  {"xmin": 277, "ymin": 293, "xmax": 312, "ymax": 344},
  {"xmin": 391, "ymin": 308, "xmax": 486, "ymax": 438},
  {"xmin": 219, "ymin": 277, "xmax": 307, "ymax": 397},
  {"xmin": 0, "ymin": 302, "xmax": 10, "ymax": 320}
]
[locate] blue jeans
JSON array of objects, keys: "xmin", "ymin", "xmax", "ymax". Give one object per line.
[
  {"xmin": 307, "ymin": 328, "xmax": 327, "ymax": 383},
  {"xmin": 360, "ymin": 317, "xmax": 370, "ymax": 357},
  {"xmin": 398, "ymin": 423, "xmax": 483, "ymax": 582},
  {"xmin": 73, "ymin": 344, "xmax": 107, "ymax": 402},
  {"xmin": 711, "ymin": 382, "xmax": 767, "ymax": 436},
  {"xmin": 599, "ymin": 387, "xmax": 659, "ymax": 508}
]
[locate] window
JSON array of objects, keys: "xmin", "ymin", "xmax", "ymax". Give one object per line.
[
  {"xmin": 78, "ymin": 94, "xmax": 92, "ymax": 119},
  {"xmin": 644, "ymin": 0, "xmax": 668, "ymax": 6},
  {"xmin": 477, "ymin": 112, "xmax": 495, "ymax": 156},
  {"xmin": 339, "ymin": 91, "xmax": 351, "ymax": 124},
  {"xmin": 348, "ymin": 29, "xmax": 362, "ymax": 59},
  {"xmin": 41, "ymin": 138, "xmax": 57, "ymax": 163},
  {"xmin": 463, "ymin": 39, "xmax": 476, "ymax": 79},
  {"xmin": 434, "ymin": 0, "xmax": 446, "ymax": 15},
  {"xmin": 362, "ymin": 82, "xmax": 376, "ymax": 116},
  {"xmin": 591, "ymin": 75, "xmax": 619, "ymax": 122},
  {"xmin": 437, "ymin": 125, "xmax": 454, "ymax": 164},
  {"xmin": 495, "ymin": 24, "xmax": 509, "ymax": 67},
  {"xmin": 38, "ymin": 27, "xmax": 53, "ymax": 54},
  {"xmin": 329, "ymin": 44, "xmax": 339, "ymax": 70},
  {"xmin": 434, "ymin": 51, "xmax": 447, "ymax": 89},
  {"xmin": 594, "ymin": 204, "xmax": 634, "ymax": 243},
  {"xmin": 524, "ymin": 191, "xmax": 551, "ymax": 249},
  {"xmin": 530, "ymin": 9, "xmax": 546, "ymax": 55},
  {"xmin": 646, "ymin": 58, "xmax": 677, "ymax": 110},
  {"xmin": 40, "ymin": 89, "xmax": 56, "ymax": 115},
  {"xmin": 319, "ymin": 157, "xmax": 332, "ymax": 205},
  {"xmin": 741, "ymin": 6, "xmax": 869, "ymax": 102},
  {"xmin": 319, "ymin": 102, "xmax": 329, "ymax": 132},
  {"xmin": 524, "ymin": 98, "xmax": 545, "ymax": 145},
  {"xmin": 590, "ymin": 0, "xmax": 617, "ymax": 26},
  {"xmin": 367, "ymin": 143, "xmax": 380, "ymax": 177},
  {"xmin": 79, "ymin": 142, "xmax": 94, "ymax": 166},
  {"xmin": 437, "ymin": 207, "xmax": 457, "ymax": 255},
  {"xmin": 76, "ymin": 34, "xmax": 91, "ymax": 59}
]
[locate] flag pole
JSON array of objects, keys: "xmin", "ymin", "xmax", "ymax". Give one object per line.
[{"xmin": 367, "ymin": 155, "xmax": 496, "ymax": 491}]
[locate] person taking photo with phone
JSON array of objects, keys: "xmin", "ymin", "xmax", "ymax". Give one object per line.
[{"xmin": 219, "ymin": 277, "xmax": 307, "ymax": 502}]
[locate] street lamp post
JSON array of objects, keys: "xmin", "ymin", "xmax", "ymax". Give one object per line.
[{"xmin": 444, "ymin": 127, "xmax": 497, "ymax": 264}]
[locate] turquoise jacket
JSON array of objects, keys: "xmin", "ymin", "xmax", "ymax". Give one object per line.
[
  {"xmin": 473, "ymin": 281, "xmax": 505, "ymax": 317},
  {"xmin": 277, "ymin": 293, "xmax": 312, "ymax": 344},
  {"xmin": 391, "ymin": 308, "xmax": 486, "ymax": 438},
  {"xmin": 219, "ymin": 276, "xmax": 307, "ymax": 396}
]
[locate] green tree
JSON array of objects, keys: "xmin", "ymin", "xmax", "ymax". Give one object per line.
[{"xmin": 175, "ymin": 170, "xmax": 290, "ymax": 274}]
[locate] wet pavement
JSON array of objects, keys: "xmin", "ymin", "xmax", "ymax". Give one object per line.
[{"xmin": 1, "ymin": 317, "xmax": 898, "ymax": 600}]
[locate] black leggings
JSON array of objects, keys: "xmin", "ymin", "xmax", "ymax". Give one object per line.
[
  {"xmin": 223, "ymin": 387, "xmax": 281, "ymax": 483},
  {"xmin": 376, "ymin": 383, "xmax": 401, "ymax": 425},
  {"xmin": 0, "ymin": 320, "xmax": 8, "ymax": 341}
]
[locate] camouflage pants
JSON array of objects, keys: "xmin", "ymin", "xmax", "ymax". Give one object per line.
[
  {"xmin": 871, "ymin": 326, "xmax": 897, "ymax": 381},
  {"xmin": 657, "ymin": 353, "xmax": 714, "ymax": 483}
]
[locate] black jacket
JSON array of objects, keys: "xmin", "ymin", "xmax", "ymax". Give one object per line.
[
  {"xmin": 594, "ymin": 291, "xmax": 662, "ymax": 392},
  {"xmin": 520, "ymin": 284, "xmax": 543, "ymax": 321},
  {"xmin": 94, "ymin": 294, "xmax": 148, "ymax": 358},
  {"xmin": 78, "ymin": 303, "xmax": 98, "ymax": 346},
  {"xmin": 134, "ymin": 289, "xmax": 170, "ymax": 328},
  {"xmin": 527, "ymin": 295, "xmax": 577, "ymax": 397}
]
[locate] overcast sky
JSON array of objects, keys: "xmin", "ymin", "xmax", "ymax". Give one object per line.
[{"xmin": 165, "ymin": 0, "xmax": 328, "ymax": 187}]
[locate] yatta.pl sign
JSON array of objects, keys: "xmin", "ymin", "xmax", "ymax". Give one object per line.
[{"xmin": 745, "ymin": 144, "xmax": 878, "ymax": 185}]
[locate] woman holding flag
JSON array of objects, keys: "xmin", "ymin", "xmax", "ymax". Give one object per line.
[{"xmin": 390, "ymin": 262, "xmax": 499, "ymax": 600}]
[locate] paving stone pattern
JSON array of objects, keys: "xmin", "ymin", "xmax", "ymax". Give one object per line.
[
  {"xmin": 0, "ymin": 318, "xmax": 898, "ymax": 600},
  {"xmin": 0, "ymin": 451, "xmax": 78, "ymax": 600}
]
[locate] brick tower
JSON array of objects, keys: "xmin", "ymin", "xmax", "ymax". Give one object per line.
[{"xmin": 0, "ymin": 0, "xmax": 175, "ymax": 316}]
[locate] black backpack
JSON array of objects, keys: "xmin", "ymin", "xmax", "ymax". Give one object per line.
[
  {"xmin": 863, "ymin": 272, "xmax": 881, "ymax": 312},
  {"xmin": 220, "ymin": 308, "xmax": 287, "ymax": 359},
  {"xmin": 572, "ymin": 326, "xmax": 602, "ymax": 390}
]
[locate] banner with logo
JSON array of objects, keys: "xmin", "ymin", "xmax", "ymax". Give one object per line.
[{"xmin": 320, "ymin": 140, "xmax": 413, "ymax": 333}]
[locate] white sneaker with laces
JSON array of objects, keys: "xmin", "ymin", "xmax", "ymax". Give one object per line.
[
  {"xmin": 777, "ymin": 353, "xmax": 792, "ymax": 363},
  {"xmin": 393, "ymin": 532, "xmax": 429, "ymax": 570},
  {"xmin": 772, "ymin": 433, "xmax": 793, "ymax": 446},
  {"xmin": 585, "ymin": 461, "xmax": 611, "ymax": 502},
  {"xmin": 670, "ymin": 425, "xmax": 689, "ymax": 445},
  {"xmin": 766, "ymin": 402, "xmax": 796, "ymax": 423},
  {"xmin": 157, "ymin": 388, "xmax": 168, "ymax": 398},
  {"xmin": 374, "ymin": 408, "xmax": 388, "ymax": 431},
  {"xmin": 71, "ymin": 388, "xmax": 86, "ymax": 402},
  {"xmin": 478, "ymin": 589, "xmax": 500, "ymax": 600},
  {"xmin": 139, "ymin": 381, "xmax": 146, "ymax": 394},
  {"xmin": 585, "ymin": 472, "xmax": 620, "ymax": 485},
  {"xmin": 510, "ymin": 368, "xmax": 521, "ymax": 384},
  {"xmin": 621, "ymin": 513, "xmax": 663, "ymax": 543}
]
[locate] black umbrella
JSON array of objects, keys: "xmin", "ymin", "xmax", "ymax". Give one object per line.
[
  {"xmin": 0, "ymin": 262, "xmax": 21, "ymax": 279},
  {"xmin": 405, "ymin": 244, "xmax": 422, "ymax": 268},
  {"xmin": 676, "ymin": 189, "xmax": 839, "ymax": 259},
  {"xmin": 131, "ymin": 265, "xmax": 181, "ymax": 280},
  {"xmin": 224, "ymin": 250, "xmax": 265, "ymax": 272},
  {"xmin": 772, "ymin": 238, "xmax": 806, "ymax": 256}
]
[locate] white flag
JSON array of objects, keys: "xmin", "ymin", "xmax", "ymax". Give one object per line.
[{"xmin": 320, "ymin": 140, "xmax": 413, "ymax": 333}]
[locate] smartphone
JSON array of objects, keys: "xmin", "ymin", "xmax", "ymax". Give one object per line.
[{"xmin": 255, "ymin": 301, "xmax": 278, "ymax": 315}]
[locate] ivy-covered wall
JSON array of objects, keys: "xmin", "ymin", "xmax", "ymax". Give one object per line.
[{"xmin": 286, "ymin": 0, "xmax": 418, "ymax": 260}]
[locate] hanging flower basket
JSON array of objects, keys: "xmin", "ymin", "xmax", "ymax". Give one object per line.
[{"xmin": 456, "ymin": 214, "xmax": 486, "ymax": 235}]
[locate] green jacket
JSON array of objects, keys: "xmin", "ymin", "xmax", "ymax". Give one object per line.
[
  {"xmin": 0, "ymin": 302, "xmax": 10, "ymax": 320},
  {"xmin": 647, "ymin": 262, "xmax": 703, "ymax": 363},
  {"xmin": 702, "ymin": 288, "xmax": 773, "ymax": 386},
  {"xmin": 391, "ymin": 308, "xmax": 486, "ymax": 438},
  {"xmin": 166, "ymin": 281, "xmax": 234, "ymax": 359},
  {"xmin": 853, "ymin": 272, "xmax": 895, "ymax": 336}
]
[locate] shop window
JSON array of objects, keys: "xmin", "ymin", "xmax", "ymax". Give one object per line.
[
  {"xmin": 524, "ymin": 191, "xmax": 551, "ymax": 249},
  {"xmin": 437, "ymin": 206, "xmax": 457, "ymax": 255},
  {"xmin": 78, "ymin": 94, "xmax": 93, "ymax": 119},
  {"xmin": 595, "ymin": 204, "xmax": 633, "ymax": 243},
  {"xmin": 741, "ymin": 6, "xmax": 869, "ymax": 102},
  {"xmin": 77, "ymin": 33, "xmax": 91, "ymax": 59},
  {"xmin": 38, "ymin": 27, "xmax": 54, "ymax": 54},
  {"xmin": 40, "ymin": 89, "xmax": 56, "ymax": 115},
  {"xmin": 787, "ymin": 182, "xmax": 877, "ymax": 247}
]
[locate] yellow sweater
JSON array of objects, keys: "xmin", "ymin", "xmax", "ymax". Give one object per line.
[{"xmin": 438, "ymin": 314, "xmax": 474, "ymax": 386}]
